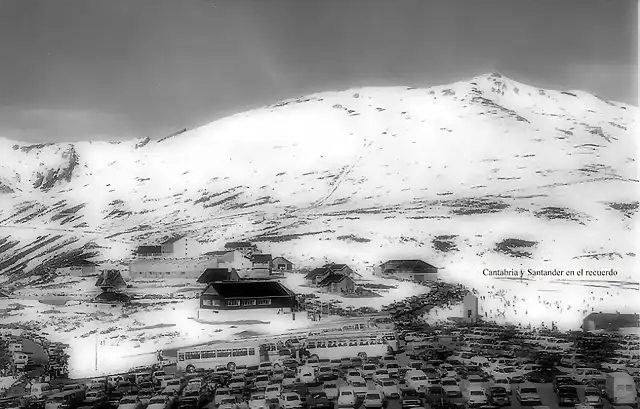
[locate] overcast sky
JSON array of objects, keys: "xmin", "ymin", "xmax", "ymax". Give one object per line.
[{"xmin": 0, "ymin": 0, "xmax": 637, "ymax": 143}]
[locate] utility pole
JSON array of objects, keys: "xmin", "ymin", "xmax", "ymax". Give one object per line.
[{"xmin": 95, "ymin": 334, "xmax": 98, "ymax": 372}]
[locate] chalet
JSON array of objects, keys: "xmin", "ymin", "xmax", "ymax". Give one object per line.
[
  {"xmin": 95, "ymin": 270, "xmax": 127, "ymax": 290},
  {"xmin": 224, "ymin": 242, "xmax": 258, "ymax": 256},
  {"xmin": 55, "ymin": 260, "xmax": 98, "ymax": 277},
  {"xmin": 305, "ymin": 263, "xmax": 357, "ymax": 286},
  {"xmin": 317, "ymin": 273, "xmax": 356, "ymax": 294},
  {"xmin": 272, "ymin": 257, "xmax": 293, "ymax": 272},
  {"xmin": 376, "ymin": 260, "xmax": 438, "ymax": 282},
  {"xmin": 250, "ymin": 254, "xmax": 273, "ymax": 277},
  {"xmin": 583, "ymin": 312, "xmax": 640, "ymax": 333},
  {"xmin": 128, "ymin": 257, "xmax": 218, "ymax": 279},
  {"xmin": 199, "ymin": 281, "xmax": 296, "ymax": 310},
  {"xmin": 197, "ymin": 268, "xmax": 241, "ymax": 284}
]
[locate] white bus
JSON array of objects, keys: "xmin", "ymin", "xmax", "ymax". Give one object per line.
[
  {"xmin": 177, "ymin": 339, "xmax": 261, "ymax": 373},
  {"xmin": 303, "ymin": 330, "xmax": 399, "ymax": 361}
]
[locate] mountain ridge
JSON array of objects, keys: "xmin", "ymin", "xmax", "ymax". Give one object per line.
[{"xmin": 0, "ymin": 72, "xmax": 637, "ymax": 286}]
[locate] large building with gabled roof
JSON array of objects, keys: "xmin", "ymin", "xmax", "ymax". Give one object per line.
[
  {"xmin": 375, "ymin": 259, "xmax": 438, "ymax": 282},
  {"xmin": 199, "ymin": 280, "xmax": 296, "ymax": 310}
]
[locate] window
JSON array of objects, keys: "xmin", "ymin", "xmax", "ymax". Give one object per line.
[
  {"xmin": 257, "ymin": 299, "xmax": 272, "ymax": 306},
  {"xmin": 166, "ymin": 272, "xmax": 170, "ymax": 275},
  {"xmin": 227, "ymin": 300, "xmax": 240, "ymax": 307},
  {"xmin": 212, "ymin": 300, "xmax": 221, "ymax": 306},
  {"xmin": 202, "ymin": 299, "xmax": 212, "ymax": 306},
  {"xmin": 233, "ymin": 348, "xmax": 248, "ymax": 357},
  {"xmin": 201, "ymin": 350, "xmax": 216, "ymax": 359},
  {"xmin": 185, "ymin": 351, "xmax": 201, "ymax": 360},
  {"xmin": 178, "ymin": 353, "xmax": 185, "ymax": 361},
  {"xmin": 217, "ymin": 349, "xmax": 231, "ymax": 358},
  {"xmin": 241, "ymin": 299, "xmax": 256, "ymax": 306},
  {"xmin": 181, "ymin": 272, "xmax": 185, "ymax": 275},
  {"xmin": 248, "ymin": 348, "xmax": 255, "ymax": 356}
]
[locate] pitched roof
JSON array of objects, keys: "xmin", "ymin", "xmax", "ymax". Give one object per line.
[
  {"xmin": 162, "ymin": 235, "xmax": 186, "ymax": 245},
  {"xmin": 252, "ymin": 254, "xmax": 272, "ymax": 263},
  {"xmin": 201, "ymin": 281, "xmax": 294, "ymax": 299},
  {"xmin": 204, "ymin": 250, "xmax": 232, "ymax": 257},
  {"xmin": 305, "ymin": 267, "xmax": 330, "ymax": 280},
  {"xmin": 584, "ymin": 313, "xmax": 640, "ymax": 329},
  {"xmin": 225, "ymin": 242, "xmax": 253, "ymax": 248},
  {"xmin": 95, "ymin": 270, "xmax": 127, "ymax": 288},
  {"xmin": 381, "ymin": 259, "xmax": 438, "ymax": 271},
  {"xmin": 94, "ymin": 291, "xmax": 131, "ymax": 304},
  {"xmin": 272, "ymin": 257, "xmax": 293, "ymax": 264},
  {"xmin": 197, "ymin": 268, "xmax": 240, "ymax": 283},
  {"xmin": 324, "ymin": 263, "xmax": 348, "ymax": 270},
  {"xmin": 317, "ymin": 273, "xmax": 351, "ymax": 286}
]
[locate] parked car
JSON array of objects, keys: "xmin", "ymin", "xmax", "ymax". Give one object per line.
[
  {"xmin": 375, "ymin": 378, "xmax": 400, "ymax": 400},
  {"xmin": 462, "ymin": 388, "xmax": 488, "ymax": 408},
  {"xmin": 583, "ymin": 386, "xmax": 604, "ymax": 408},
  {"xmin": 556, "ymin": 386, "xmax": 580, "ymax": 407},
  {"xmin": 337, "ymin": 387, "xmax": 357, "ymax": 408},
  {"xmin": 306, "ymin": 392, "xmax": 332, "ymax": 409},
  {"xmin": 399, "ymin": 387, "xmax": 422, "ymax": 409},
  {"xmin": 441, "ymin": 378, "xmax": 462, "ymax": 398},
  {"xmin": 486, "ymin": 387, "xmax": 510, "ymax": 407},
  {"xmin": 322, "ymin": 383, "xmax": 338, "ymax": 400},
  {"xmin": 363, "ymin": 391, "xmax": 385, "ymax": 409},
  {"xmin": 553, "ymin": 375, "xmax": 577, "ymax": 393},
  {"xmin": 116, "ymin": 396, "xmax": 142, "ymax": 409},
  {"xmin": 279, "ymin": 393, "xmax": 303, "ymax": 409},
  {"xmin": 516, "ymin": 384, "xmax": 542, "ymax": 406},
  {"xmin": 146, "ymin": 396, "xmax": 170, "ymax": 409}
]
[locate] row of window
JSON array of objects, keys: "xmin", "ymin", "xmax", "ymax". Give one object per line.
[
  {"xmin": 178, "ymin": 347, "xmax": 256, "ymax": 361},
  {"xmin": 306, "ymin": 337, "xmax": 387, "ymax": 349},
  {"xmin": 202, "ymin": 298, "xmax": 272, "ymax": 307}
]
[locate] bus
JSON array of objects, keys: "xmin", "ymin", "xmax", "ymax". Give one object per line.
[
  {"xmin": 177, "ymin": 339, "xmax": 261, "ymax": 373},
  {"xmin": 303, "ymin": 329, "xmax": 399, "ymax": 361}
]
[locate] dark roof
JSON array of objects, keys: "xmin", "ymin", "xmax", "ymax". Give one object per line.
[
  {"xmin": 197, "ymin": 268, "xmax": 240, "ymax": 283},
  {"xmin": 0, "ymin": 290, "xmax": 9, "ymax": 298},
  {"xmin": 94, "ymin": 291, "xmax": 131, "ymax": 304},
  {"xmin": 225, "ymin": 242, "xmax": 253, "ymax": 249},
  {"xmin": 67, "ymin": 259, "xmax": 98, "ymax": 267},
  {"xmin": 323, "ymin": 263, "xmax": 348, "ymax": 269},
  {"xmin": 95, "ymin": 270, "xmax": 127, "ymax": 288},
  {"xmin": 584, "ymin": 313, "xmax": 640, "ymax": 330},
  {"xmin": 381, "ymin": 260, "xmax": 438, "ymax": 271},
  {"xmin": 162, "ymin": 235, "xmax": 186, "ymax": 245},
  {"xmin": 201, "ymin": 281, "xmax": 294, "ymax": 299},
  {"xmin": 272, "ymin": 257, "xmax": 293, "ymax": 264},
  {"xmin": 252, "ymin": 254, "xmax": 272, "ymax": 263},
  {"xmin": 305, "ymin": 267, "xmax": 330, "ymax": 280},
  {"xmin": 317, "ymin": 273, "xmax": 351, "ymax": 286},
  {"xmin": 137, "ymin": 245, "xmax": 162, "ymax": 255},
  {"xmin": 204, "ymin": 250, "xmax": 232, "ymax": 257}
]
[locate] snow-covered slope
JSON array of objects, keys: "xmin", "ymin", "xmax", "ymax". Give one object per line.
[{"xmin": 0, "ymin": 72, "xmax": 637, "ymax": 286}]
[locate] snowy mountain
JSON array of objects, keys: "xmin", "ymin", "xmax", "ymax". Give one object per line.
[{"xmin": 0, "ymin": 72, "xmax": 638, "ymax": 286}]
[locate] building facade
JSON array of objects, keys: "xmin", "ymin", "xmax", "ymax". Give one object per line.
[
  {"xmin": 376, "ymin": 260, "xmax": 438, "ymax": 282},
  {"xmin": 224, "ymin": 242, "xmax": 258, "ymax": 257},
  {"xmin": 318, "ymin": 274, "xmax": 357, "ymax": 293},
  {"xmin": 462, "ymin": 292, "xmax": 479, "ymax": 323},
  {"xmin": 272, "ymin": 257, "xmax": 293, "ymax": 272},
  {"xmin": 136, "ymin": 236, "xmax": 202, "ymax": 259},
  {"xmin": 199, "ymin": 281, "xmax": 296, "ymax": 310},
  {"xmin": 128, "ymin": 257, "xmax": 218, "ymax": 279},
  {"xmin": 583, "ymin": 313, "xmax": 640, "ymax": 332},
  {"xmin": 250, "ymin": 254, "xmax": 273, "ymax": 277}
]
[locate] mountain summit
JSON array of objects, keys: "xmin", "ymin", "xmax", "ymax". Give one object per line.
[{"xmin": 0, "ymin": 73, "xmax": 637, "ymax": 284}]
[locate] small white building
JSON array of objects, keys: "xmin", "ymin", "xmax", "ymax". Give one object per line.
[
  {"xmin": 136, "ymin": 235, "xmax": 203, "ymax": 259},
  {"xmin": 55, "ymin": 260, "xmax": 98, "ymax": 277}
]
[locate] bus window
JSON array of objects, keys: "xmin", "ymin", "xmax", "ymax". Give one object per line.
[
  {"xmin": 338, "ymin": 340, "xmax": 348, "ymax": 347},
  {"xmin": 201, "ymin": 350, "xmax": 215, "ymax": 359},
  {"xmin": 349, "ymin": 340, "xmax": 358, "ymax": 346},
  {"xmin": 248, "ymin": 348, "xmax": 256, "ymax": 356},
  {"xmin": 186, "ymin": 351, "xmax": 201, "ymax": 360},
  {"xmin": 178, "ymin": 353, "xmax": 185, "ymax": 361},
  {"xmin": 307, "ymin": 342, "xmax": 316, "ymax": 348},
  {"xmin": 217, "ymin": 349, "xmax": 231, "ymax": 358},
  {"xmin": 233, "ymin": 348, "xmax": 248, "ymax": 357}
]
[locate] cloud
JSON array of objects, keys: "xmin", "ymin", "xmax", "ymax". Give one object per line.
[{"xmin": 0, "ymin": 107, "xmax": 134, "ymax": 143}]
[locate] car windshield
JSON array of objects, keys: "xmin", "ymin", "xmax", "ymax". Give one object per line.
[
  {"xmin": 217, "ymin": 390, "xmax": 230, "ymax": 396},
  {"xmin": 585, "ymin": 389, "xmax": 599, "ymax": 396},
  {"xmin": 120, "ymin": 399, "xmax": 136, "ymax": 404},
  {"xmin": 341, "ymin": 391, "xmax": 353, "ymax": 396},
  {"xmin": 366, "ymin": 394, "xmax": 380, "ymax": 400},
  {"xmin": 503, "ymin": 368, "xmax": 515, "ymax": 373},
  {"xmin": 150, "ymin": 398, "xmax": 165, "ymax": 404},
  {"xmin": 442, "ymin": 380, "xmax": 457, "ymax": 386},
  {"xmin": 492, "ymin": 388, "xmax": 506, "ymax": 395},
  {"xmin": 286, "ymin": 395, "xmax": 300, "ymax": 401},
  {"xmin": 221, "ymin": 398, "xmax": 236, "ymax": 404},
  {"xmin": 387, "ymin": 364, "xmax": 399, "ymax": 369},
  {"xmin": 521, "ymin": 388, "xmax": 537, "ymax": 394},
  {"xmin": 251, "ymin": 395, "xmax": 265, "ymax": 401},
  {"xmin": 558, "ymin": 387, "xmax": 577, "ymax": 395},
  {"xmin": 470, "ymin": 391, "xmax": 484, "ymax": 396},
  {"xmin": 351, "ymin": 382, "xmax": 366, "ymax": 388},
  {"xmin": 364, "ymin": 365, "xmax": 376, "ymax": 370}
]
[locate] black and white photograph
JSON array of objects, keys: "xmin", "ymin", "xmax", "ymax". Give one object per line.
[{"xmin": 0, "ymin": 0, "xmax": 638, "ymax": 409}]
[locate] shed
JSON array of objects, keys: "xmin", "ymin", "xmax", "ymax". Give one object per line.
[
  {"xmin": 272, "ymin": 257, "xmax": 293, "ymax": 272},
  {"xmin": 94, "ymin": 291, "xmax": 131, "ymax": 304},
  {"xmin": 95, "ymin": 270, "xmax": 127, "ymax": 289}
]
